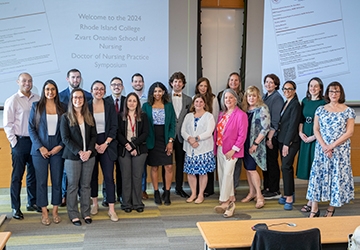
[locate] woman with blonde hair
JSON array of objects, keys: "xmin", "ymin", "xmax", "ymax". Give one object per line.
[{"xmin": 241, "ymin": 86, "xmax": 270, "ymax": 209}]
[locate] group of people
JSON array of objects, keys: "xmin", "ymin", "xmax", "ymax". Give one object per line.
[{"xmin": 3, "ymin": 69, "xmax": 355, "ymax": 227}]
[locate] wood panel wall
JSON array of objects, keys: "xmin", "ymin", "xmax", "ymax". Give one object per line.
[
  {"xmin": 201, "ymin": 0, "xmax": 244, "ymax": 9},
  {"xmin": 1, "ymin": 125, "xmax": 359, "ymax": 188}
]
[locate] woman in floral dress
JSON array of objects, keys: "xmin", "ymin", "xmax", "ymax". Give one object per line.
[{"xmin": 307, "ymin": 81, "xmax": 355, "ymax": 218}]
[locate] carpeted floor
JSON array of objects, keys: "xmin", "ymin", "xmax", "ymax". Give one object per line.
[{"xmin": 0, "ymin": 181, "xmax": 359, "ymax": 250}]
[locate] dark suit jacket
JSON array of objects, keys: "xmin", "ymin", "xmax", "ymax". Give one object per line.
[
  {"xmin": 59, "ymin": 87, "xmax": 92, "ymax": 106},
  {"xmin": 104, "ymin": 95, "xmax": 126, "ymax": 114},
  {"xmin": 169, "ymin": 93, "xmax": 192, "ymax": 143},
  {"xmin": 142, "ymin": 102, "xmax": 176, "ymax": 150},
  {"xmin": 60, "ymin": 114, "xmax": 97, "ymax": 160},
  {"xmin": 117, "ymin": 112, "xmax": 149, "ymax": 157},
  {"xmin": 88, "ymin": 98, "xmax": 118, "ymax": 161},
  {"xmin": 28, "ymin": 101, "xmax": 66, "ymax": 156},
  {"xmin": 277, "ymin": 95, "xmax": 301, "ymax": 146}
]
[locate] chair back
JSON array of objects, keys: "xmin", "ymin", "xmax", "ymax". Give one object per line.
[{"xmin": 250, "ymin": 228, "xmax": 322, "ymax": 250}]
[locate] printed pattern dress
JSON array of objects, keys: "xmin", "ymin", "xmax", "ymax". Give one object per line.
[
  {"xmin": 183, "ymin": 117, "xmax": 216, "ymax": 175},
  {"xmin": 306, "ymin": 106, "xmax": 356, "ymax": 207}
]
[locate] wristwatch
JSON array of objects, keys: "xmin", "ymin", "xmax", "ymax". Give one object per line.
[
  {"xmin": 105, "ymin": 141, "xmax": 110, "ymax": 146},
  {"xmin": 168, "ymin": 138, "xmax": 173, "ymax": 143}
]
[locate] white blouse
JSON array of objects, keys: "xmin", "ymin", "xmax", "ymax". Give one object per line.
[{"xmin": 46, "ymin": 114, "xmax": 57, "ymax": 136}]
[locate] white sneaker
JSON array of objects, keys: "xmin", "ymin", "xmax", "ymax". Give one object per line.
[{"xmin": 90, "ymin": 204, "xmax": 98, "ymax": 215}]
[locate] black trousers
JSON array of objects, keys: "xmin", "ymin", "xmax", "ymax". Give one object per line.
[
  {"xmin": 279, "ymin": 141, "xmax": 299, "ymax": 196},
  {"xmin": 263, "ymin": 137, "xmax": 280, "ymax": 193}
]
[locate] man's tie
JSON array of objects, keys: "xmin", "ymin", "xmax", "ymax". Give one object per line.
[
  {"xmin": 115, "ymin": 98, "xmax": 120, "ymax": 113},
  {"xmin": 173, "ymin": 93, "xmax": 181, "ymax": 97}
]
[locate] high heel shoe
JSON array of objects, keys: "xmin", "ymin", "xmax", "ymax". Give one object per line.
[
  {"xmin": 241, "ymin": 194, "xmax": 256, "ymax": 203},
  {"xmin": 223, "ymin": 202, "xmax": 235, "ymax": 218},
  {"xmin": 308, "ymin": 210, "xmax": 320, "ymax": 218},
  {"xmin": 324, "ymin": 208, "xmax": 335, "ymax": 217}
]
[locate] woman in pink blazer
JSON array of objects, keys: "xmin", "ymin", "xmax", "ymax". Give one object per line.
[{"xmin": 214, "ymin": 89, "xmax": 248, "ymax": 218}]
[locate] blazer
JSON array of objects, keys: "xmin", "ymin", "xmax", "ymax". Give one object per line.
[
  {"xmin": 104, "ymin": 95, "xmax": 126, "ymax": 114},
  {"xmin": 28, "ymin": 101, "xmax": 66, "ymax": 156},
  {"xmin": 59, "ymin": 87, "xmax": 92, "ymax": 106},
  {"xmin": 277, "ymin": 95, "xmax": 301, "ymax": 146},
  {"xmin": 60, "ymin": 114, "xmax": 97, "ymax": 160},
  {"xmin": 169, "ymin": 93, "xmax": 192, "ymax": 143},
  {"xmin": 214, "ymin": 107, "xmax": 248, "ymax": 158},
  {"xmin": 88, "ymin": 98, "xmax": 118, "ymax": 161},
  {"xmin": 142, "ymin": 102, "xmax": 176, "ymax": 150},
  {"xmin": 117, "ymin": 112, "xmax": 149, "ymax": 157}
]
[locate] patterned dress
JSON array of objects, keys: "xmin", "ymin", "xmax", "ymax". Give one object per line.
[
  {"xmin": 183, "ymin": 117, "xmax": 216, "ymax": 175},
  {"xmin": 306, "ymin": 106, "xmax": 356, "ymax": 207}
]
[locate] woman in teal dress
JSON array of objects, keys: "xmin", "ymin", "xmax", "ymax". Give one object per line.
[{"xmin": 296, "ymin": 77, "xmax": 326, "ymax": 212}]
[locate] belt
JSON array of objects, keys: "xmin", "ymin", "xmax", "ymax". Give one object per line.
[{"xmin": 16, "ymin": 135, "xmax": 30, "ymax": 139}]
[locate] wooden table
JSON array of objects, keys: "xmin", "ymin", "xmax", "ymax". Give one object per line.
[
  {"xmin": 197, "ymin": 216, "xmax": 360, "ymax": 249},
  {"xmin": 0, "ymin": 232, "xmax": 11, "ymax": 250}
]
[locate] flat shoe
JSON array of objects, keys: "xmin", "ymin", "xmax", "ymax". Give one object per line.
[
  {"xmin": 84, "ymin": 217, "xmax": 92, "ymax": 224},
  {"xmin": 53, "ymin": 215, "xmax": 61, "ymax": 224},
  {"xmin": 186, "ymin": 197, "xmax": 196, "ymax": 203},
  {"xmin": 41, "ymin": 216, "xmax": 51, "ymax": 226},
  {"xmin": 108, "ymin": 212, "xmax": 119, "ymax": 222},
  {"xmin": 241, "ymin": 194, "xmax": 256, "ymax": 203},
  {"xmin": 284, "ymin": 202, "xmax": 293, "ymax": 210},
  {"xmin": 71, "ymin": 219, "xmax": 82, "ymax": 226},
  {"xmin": 214, "ymin": 205, "xmax": 226, "ymax": 214},
  {"xmin": 90, "ymin": 204, "xmax": 98, "ymax": 215},
  {"xmin": 136, "ymin": 208, "xmax": 144, "ymax": 213},
  {"xmin": 194, "ymin": 198, "xmax": 204, "ymax": 204}
]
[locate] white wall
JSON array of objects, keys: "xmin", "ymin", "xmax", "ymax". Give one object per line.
[{"xmin": 200, "ymin": 8, "xmax": 244, "ymax": 95}]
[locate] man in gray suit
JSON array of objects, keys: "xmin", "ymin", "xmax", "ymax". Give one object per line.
[{"xmin": 167, "ymin": 72, "xmax": 192, "ymax": 198}]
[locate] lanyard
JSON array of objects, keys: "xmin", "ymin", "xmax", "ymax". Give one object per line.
[{"xmin": 128, "ymin": 115, "xmax": 136, "ymax": 137}]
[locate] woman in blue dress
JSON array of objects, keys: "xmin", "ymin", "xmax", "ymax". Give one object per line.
[
  {"xmin": 307, "ymin": 82, "xmax": 355, "ymax": 218},
  {"xmin": 181, "ymin": 94, "xmax": 216, "ymax": 204}
]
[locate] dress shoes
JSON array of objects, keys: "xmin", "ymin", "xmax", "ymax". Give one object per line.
[
  {"xmin": 71, "ymin": 219, "xmax": 82, "ymax": 226},
  {"xmin": 26, "ymin": 204, "xmax": 42, "ymax": 213},
  {"xmin": 136, "ymin": 208, "xmax": 144, "ymax": 213},
  {"xmin": 60, "ymin": 197, "xmax": 66, "ymax": 207},
  {"xmin": 124, "ymin": 208, "xmax": 132, "ymax": 213},
  {"xmin": 101, "ymin": 201, "xmax": 109, "ymax": 207},
  {"xmin": 12, "ymin": 209, "xmax": 24, "ymax": 220},
  {"xmin": 175, "ymin": 189, "xmax": 190, "ymax": 198},
  {"xmin": 142, "ymin": 191, "xmax": 149, "ymax": 200},
  {"xmin": 84, "ymin": 217, "xmax": 92, "ymax": 224}
]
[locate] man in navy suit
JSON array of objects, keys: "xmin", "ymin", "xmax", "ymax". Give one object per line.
[
  {"xmin": 103, "ymin": 76, "xmax": 125, "ymax": 206},
  {"xmin": 166, "ymin": 72, "xmax": 192, "ymax": 198},
  {"xmin": 59, "ymin": 68, "xmax": 92, "ymax": 105},
  {"xmin": 59, "ymin": 68, "xmax": 92, "ymax": 206}
]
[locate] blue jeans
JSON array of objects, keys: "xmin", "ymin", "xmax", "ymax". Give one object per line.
[{"xmin": 10, "ymin": 136, "xmax": 37, "ymax": 209}]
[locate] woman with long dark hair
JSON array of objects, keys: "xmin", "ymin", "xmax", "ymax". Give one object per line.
[
  {"xmin": 142, "ymin": 82, "xmax": 176, "ymax": 206},
  {"xmin": 118, "ymin": 93, "xmax": 149, "ymax": 213},
  {"xmin": 29, "ymin": 80, "xmax": 65, "ymax": 225},
  {"xmin": 88, "ymin": 80, "xmax": 118, "ymax": 222}
]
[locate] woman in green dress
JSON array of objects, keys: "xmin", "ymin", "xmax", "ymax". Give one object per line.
[{"xmin": 297, "ymin": 77, "xmax": 326, "ymax": 212}]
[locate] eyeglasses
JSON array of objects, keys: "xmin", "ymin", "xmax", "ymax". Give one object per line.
[
  {"xmin": 111, "ymin": 84, "xmax": 123, "ymax": 87},
  {"xmin": 73, "ymin": 96, "xmax": 84, "ymax": 100},
  {"xmin": 329, "ymin": 90, "xmax": 341, "ymax": 94},
  {"xmin": 93, "ymin": 88, "xmax": 105, "ymax": 91},
  {"xmin": 282, "ymin": 87, "xmax": 295, "ymax": 91}
]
